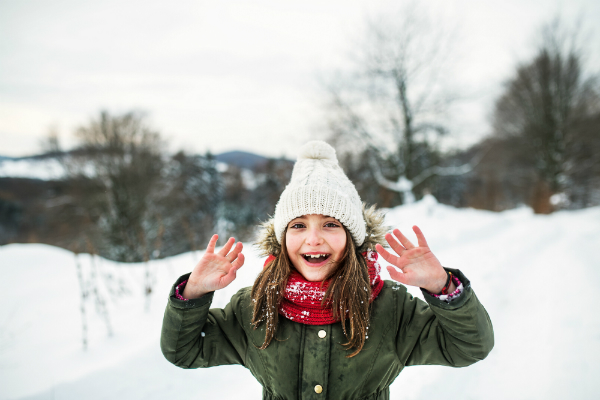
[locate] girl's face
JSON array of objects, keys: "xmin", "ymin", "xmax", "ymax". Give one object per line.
[{"xmin": 285, "ymin": 214, "xmax": 347, "ymax": 282}]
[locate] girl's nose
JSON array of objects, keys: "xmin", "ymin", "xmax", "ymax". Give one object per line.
[{"xmin": 305, "ymin": 227, "xmax": 324, "ymax": 246}]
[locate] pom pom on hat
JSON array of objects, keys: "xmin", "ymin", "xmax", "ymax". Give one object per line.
[
  {"xmin": 273, "ymin": 140, "xmax": 366, "ymax": 247},
  {"xmin": 298, "ymin": 141, "xmax": 338, "ymax": 162}
]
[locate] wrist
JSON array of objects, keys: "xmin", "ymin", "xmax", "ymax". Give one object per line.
[
  {"xmin": 182, "ymin": 287, "xmax": 208, "ymax": 300},
  {"xmin": 180, "ymin": 279, "xmax": 209, "ymax": 300},
  {"xmin": 424, "ymin": 269, "xmax": 452, "ymax": 294}
]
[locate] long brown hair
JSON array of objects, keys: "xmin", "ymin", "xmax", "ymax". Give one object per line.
[{"xmin": 251, "ymin": 227, "xmax": 372, "ymax": 357}]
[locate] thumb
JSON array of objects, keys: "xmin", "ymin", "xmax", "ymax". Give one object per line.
[{"xmin": 387, "ymin": 266, "xmax": 409, "ymax": 285}]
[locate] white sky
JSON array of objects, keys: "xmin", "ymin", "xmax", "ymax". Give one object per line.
[{"xmin": 1, "ymin": 0, "xmax": 599, "ymax": 158}]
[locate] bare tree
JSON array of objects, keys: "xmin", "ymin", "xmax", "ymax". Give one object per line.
[
  {"xmin": 52, "ymin": 111, "xmax": 167, "ymax": 311},
  {"xmin": 324, "ymin": 2, "xmax": 474, "ymax": 203},
  {"xmin": 492, "ymin": 19, "xmax": 600, "ymax": 212},
  {"xmin": 65, "ymin": 111, "xmax": 166, "ymax": 262}
]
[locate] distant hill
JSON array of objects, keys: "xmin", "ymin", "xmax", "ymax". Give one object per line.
[{"xmin": 215, "ymin": 150, "xmax": 290, "ymax": 170}]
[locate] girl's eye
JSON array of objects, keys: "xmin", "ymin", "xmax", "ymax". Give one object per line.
[
  {"xmin": 325, "ymin": 222, "xmax": 340, "ymax": 228},
  {"xmin": 290, "ymin": 223, "xmax": 305, "ymax": 229}
]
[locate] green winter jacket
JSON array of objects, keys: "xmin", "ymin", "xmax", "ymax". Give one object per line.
[{"xmin": 160, "ymin": 267, "xmax": 494, "ymax": 400}]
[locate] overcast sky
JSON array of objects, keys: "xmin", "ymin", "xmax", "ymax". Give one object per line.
[{"xmin": 1, "ymin": 0, "xmax": 599, "ymax": 158}]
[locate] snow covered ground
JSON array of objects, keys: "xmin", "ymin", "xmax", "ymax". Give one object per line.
[
  {"xmin": 1, "ymin": 196, "xmax": 599, "ymax": 399},
  {"xmin": 0, "ymin": 158, "xmax": 65, "ymax": 180}
]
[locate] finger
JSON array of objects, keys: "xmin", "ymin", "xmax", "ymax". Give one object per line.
[
  {"xmin": 375, "ymin": 243, "xmax": 402, "ymax": 267},
  {"xmin": 387, "ymin": 266, "xmax": 409, "ymax": 285},
  {"xmin": 223, "ymin": 253, "xmax": 245, "ymax": 286},
  {"xmin": 206, "ymin": 234, "xmax": 218, "ymax": 253},
  {"xmin": 413, "ymin": 225, "xmax": 429, "ymax": 248},
  {"xmin": 393, "ymin": 229, "xmax": 415, "ymax": 250},
  {"xmin": 231, "ymin": 253, "xmax": 245, "ymax": 270},
  {"xmin": 226, "ymin": 242, "xmax": 243, "ymax": 262},
  {"xmin": 218, "ymin": 237, "xmax": 235, "ymax": 257},
  {"xmin": 385, "ymin": 232, "xmax": 407, "ymax": 256}
]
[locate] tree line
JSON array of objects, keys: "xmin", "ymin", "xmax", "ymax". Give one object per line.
[
  {"xmin": 0, "ymin": 116, "xmax": 293, "ymax": 265},
  {"xmin": 41, "ymin": 113, "xmax": 294, "ymax": 263}
]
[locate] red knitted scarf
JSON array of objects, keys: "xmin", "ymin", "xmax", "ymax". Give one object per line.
[{"xmin": 263, "ymin": 251, "xmax": 384, "ymax": 325}]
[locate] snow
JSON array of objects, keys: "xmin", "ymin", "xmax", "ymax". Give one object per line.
[
  {"xmin": 0, "ymin": 158, "xmax": 66, "ymax": 180},
  {"xmin": 1, "ymin": 196, "xmax": 600, "ymax": 399}
]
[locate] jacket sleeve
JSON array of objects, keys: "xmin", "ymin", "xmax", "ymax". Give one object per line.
[
  {"xmin": 396, "ymin": 268, "xmax": 494, "ymax": 367},
  {"xmin": 160, "ymin": 273, "xmax": 249, "ymax": 369}
]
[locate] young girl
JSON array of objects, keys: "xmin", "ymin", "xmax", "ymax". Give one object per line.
[{"xmin": 161, "ymin": 141, "xmax": 494, "ymax": 400}]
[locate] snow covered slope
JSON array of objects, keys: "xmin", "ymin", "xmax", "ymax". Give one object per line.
[
  {"xmin": 1, "ymin": 196, "xmax": 599, "ymax": 399},
  {"xmin": 0, "ymin": 157, "xmax": 65, "ymax": 180}
]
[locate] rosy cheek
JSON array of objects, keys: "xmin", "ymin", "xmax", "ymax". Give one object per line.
[
  {"xmin": 334, "ymin": 236, "xmax": 346, "ymax": 253},
  {"xmin": 285, "ymin": 235, "xmax": 301, "ymax": 255}
]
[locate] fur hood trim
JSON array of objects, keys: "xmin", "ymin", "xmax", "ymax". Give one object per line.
[{"xmin": 254, "ymin": 204, "xmax": 389, "ymax": 257}]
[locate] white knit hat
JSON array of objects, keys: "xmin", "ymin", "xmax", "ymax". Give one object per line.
[{"xmin": 273, "ymin": 141, "xmax": 366, "ymax": 246}]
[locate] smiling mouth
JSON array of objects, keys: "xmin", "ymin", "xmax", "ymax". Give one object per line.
[{"xmin": 302, "ymin": 254, "xmax": 331, "ymax": 264}]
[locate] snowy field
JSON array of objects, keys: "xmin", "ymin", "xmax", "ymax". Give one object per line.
[{"xmin": 1, "ymin": 196, "xmax": 599, "ymax": 399}]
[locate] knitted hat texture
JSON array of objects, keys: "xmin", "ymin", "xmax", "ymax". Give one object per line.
[{"xmin": 273, "ymin": 141, "xmax": 366, "ymax": 246}]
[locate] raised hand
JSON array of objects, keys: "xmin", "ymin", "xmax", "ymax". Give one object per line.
[
  {"xmin": 182, "ymin": 234, "xmax": 245, "ymax": 299},
  {"xmin": 375, "ymin": 226, "xmax": 451, "ymax": 294}
]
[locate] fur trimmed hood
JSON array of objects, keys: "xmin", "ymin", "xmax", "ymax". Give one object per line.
[{"xmin": 254, "ymin": 204, "xmax": 389, "ymax": 257}]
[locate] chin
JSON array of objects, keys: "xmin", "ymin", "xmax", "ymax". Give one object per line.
[
  {"xmin": 301, "ymin": 271, "xmax": 328, "ymax": 282},
  {"xmin": 294, "ymin": 262, "xmax": 335, "ymax": 282}
]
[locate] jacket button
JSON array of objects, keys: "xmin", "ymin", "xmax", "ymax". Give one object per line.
[
  {"xmin": 318, "ymin": 330, "xmax": 326, "ymax": 338},
  {"xmin": 314, "ymin": 385, "xmax": 323, "ymax": 394}
]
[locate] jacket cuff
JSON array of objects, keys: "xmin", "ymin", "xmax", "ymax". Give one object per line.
[
  {"xmin": 420, "ymin": 267, "xmax": 472, "ymax": 310},
  {"xmin": 168, "ymin": 272, "xmax": 214, "ymax": 309}
]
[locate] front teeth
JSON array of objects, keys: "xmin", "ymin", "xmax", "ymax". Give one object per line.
[{"xmin": 307, "ymin": 254, "xmax": 328, "ymax": 258}]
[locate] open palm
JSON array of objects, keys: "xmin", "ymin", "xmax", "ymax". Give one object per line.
[
  {"xmin": 375, "ymin": 226, "xmax": 447, "ymax": 293},
  {"xmin": 183, "ymin": 234, "xmax": 245, "ymax": 299}
]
